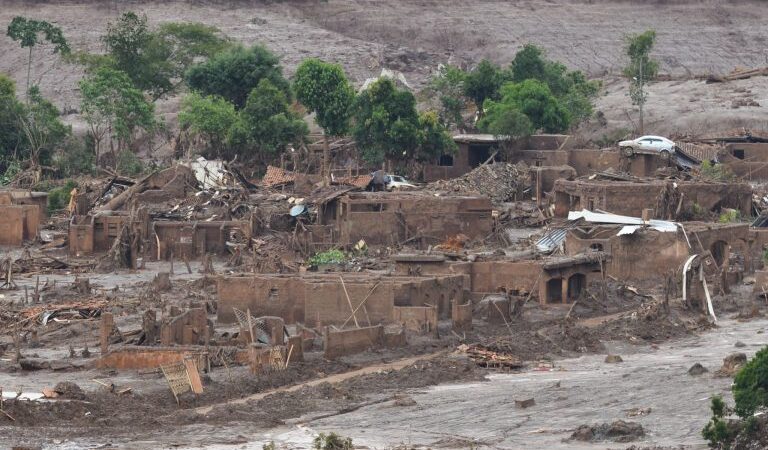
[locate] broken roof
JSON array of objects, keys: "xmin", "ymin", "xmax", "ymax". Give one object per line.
[{"xmin": 568, "ymin": 210, "xmax": 678, "ymax": 234}]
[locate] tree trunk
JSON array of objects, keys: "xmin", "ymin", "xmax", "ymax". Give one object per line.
[
  {"xmin": 25, "ymin": 46, "xmax": 32, "ymax": 102},
  {"xmin": 323, "ymin": 133, "xmax": 330, "ymax": 186}
]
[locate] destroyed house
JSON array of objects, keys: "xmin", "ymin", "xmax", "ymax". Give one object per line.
[
  {"xmin": 564, "ymin": 221, "xmax": 750, "ymax": 289},
  {"xmin": 553, "ymin": 179, "xmax": 752, "ymax": 218},
  {"xmin": 393, "ymin": 253, "xmax": 606, "ymax": 305},
  {"xmin": 306, "ymin": 192, "xmax": 493, "ymax": 247},
  {"xmin": 423, "ymin": 134, "xmax": 571, "ymax": 181},
  {"xmin": 0, "ymin": 189, "xmax": 47, "ymax": 246},
  {"xmin": 216, "ymin": 273, "xmax": 466, "ymax": 327}
]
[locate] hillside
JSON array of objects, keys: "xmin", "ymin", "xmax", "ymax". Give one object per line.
[{"xmin": 1, "ymin": 0, "xmax": 767, "ymax": 142}]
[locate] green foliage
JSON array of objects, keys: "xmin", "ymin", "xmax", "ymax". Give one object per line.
[
  {"xmin": 702, "ymin": 395, "xmax": 740, "ymax": 449},
  {"xmin": 99, "ymin": 12, "xmax": 230, "ymax": 100},
  {"xmin": 7, "ymin": 16, "xmax": 70, "ymax": 95},
  {"xmin": 0, "ymin": 74, "xmax": 26, "ymax": 168},
  {"xmin": 179, "ymin": 93, "xmax": 239, "ymax": 157},
  {"xmin": 762, "ymin": 247, "xmax": 768, "ymax": 266},
  {"xmin": 481, "ymin": 79, "xmax": 570, "ymax": 134},
  {"xmin": 307, "ymin": 249, "xmax": 346, "ymax": 267},
  {"xmin": 701, "ymin": 160, "xmax": 733, "ymax": 181},
  {"xmin": 733, "ymin": 346, "xmax": 768, "ymax": 418},
  {"xmin": 352, "ymin": 79, "xmax": 456, "ymax": 166},
  {"xmin": 186, "ymin": 45, "xmax": 291, "ymax": 109},
  {"xmin": 624, "ymin": 30, "xmax": 659, "ymax": 81},
  {"xmin": 477, "ymin": 101, "xmax": 533, "ymax": 141},
  {"xmin": 47, "ymin": 179, "xmax": 77, "ymax": 213},
  {"xmin": 719, "ymin": 210, "xmax": 740, "ymax": 224},
  {"xmin": 418, "ymin": 111, "xmax": 457, "ymax": 161},
  {"xmin": 294, "ymin": 58, "xmax": 355, "ymax": 137},
  {"xmin": 79, "ymin": 67, "xmax": 156, "ymax": 161},
  {"xmin": 238, "ymin": 79, "xmax": 308, "ymax": 159},
  {"xmin": 52, "ymin": 136, "xmax": 95, "ymax": 177},
  {"xmin": 0, "ymin": 160, "xmax": 22, "ymax": 185},
  {"xmin": 624, "ymin": 30, "xmax": 658, "ymax": 110},
  {"xmin": 509, "ymin": 44, "xmax": 600, "ymax": 125},
  {"xmin": 17, "ymin": 86, "xmax": 71, "ymax": 168},
  {"xmin": 463, "ymin": 59, "xmax": 505, "ymax": 111},
  {"xmin": 428, "ymin": 64, "xmax": 467, "ymax": 129},
  {"xmin": 116, "ymin": 150, "xmax": 144, "ymax": 177},
  {"xmin": 262, "ymin": 442, "xmax": 276, "ymax": 450},
  {"xmin": 312, "ymin": 432, "xmax": 353, "ymax": 450}
]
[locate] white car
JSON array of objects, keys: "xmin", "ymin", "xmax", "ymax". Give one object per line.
[
  {"xmin": 619, "ymin": 135, "xmax": 677, "ymax": 159},
  {"xmin": 385, "ymin": 175, "xmax": 417, "ymax": 191}
]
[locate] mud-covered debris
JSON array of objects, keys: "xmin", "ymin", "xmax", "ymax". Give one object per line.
[
  {"xmin": 392, "ymin": 393, "xmax": 417, "ymax": 407},
  {"xmin": 515, "ymin": 398, "xmax": 535, "ymax": 408},
  {"xmin": 425, "ymin": 162, "xmax": 530, "ymax": 204},
  {"xmin": 688, "ymin": 363, "xmax": 708, "ymax": 375},
  {"xmin": 735, "ymin": 340, "xmax": 746, "ymax": 347},
  {"xmin": 53, "ymin": 382, "xmax": 85, "ymax": 400},
  {"xmin": 715, "ymin": 352, "xmax": 747, "ymax": 377},
  {"xmin": 605, "ymin": 354, "xmax": 623, "ymax": 363},
  {"xmin": 570, "ymin": 420, "xmax": 645, "ymax": 442}
]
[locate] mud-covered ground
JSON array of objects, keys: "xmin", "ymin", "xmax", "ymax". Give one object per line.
[{"xmin": 0, "ymin": 0, "xmax": 766, "ymax": 146}]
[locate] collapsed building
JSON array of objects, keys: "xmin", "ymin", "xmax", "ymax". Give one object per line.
[
  {"xmin": 0, "ymin": 189, "xmax": 47, "ymax": 246},
  {"xmin": 553, "ymin": 179, "xmax": 752, "ymax": 219}
]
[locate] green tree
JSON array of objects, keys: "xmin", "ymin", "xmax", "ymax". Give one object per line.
[
  {"xmin": 237, "ymin": 79, "xmax": 308, "ymax": 161},
  {"xmin": 294, "ymin": 58, "xmax": 355, "ymax": 182},
  {"xmin": 482, "ymin": 79, "xmax": 570, "ymax": 134},
  {"xmin": 6, "ymin": 17, "xmax": 70, "ymax": 100},
  {"xmin": 0, "ymin": 75, "xmax": 27, "ymax": 169},
  {"xmin": 509, "ymin": 44, "xmax": 599, "ymax": 125},
  {"xmin": 100, "ymin": 12, "xmax": 230, "ymax": 100},
  {"xmin": 16, "ymin": 86, "xmax": 70, "ymax": 176},
  {"xmin": 179, "ymin": 93, "xmax": 238, "ymax": 158},
  {"xmin": 463, "ymin": 59, "xmax": 506, "ymax": 113},
  {"xmin": 624, "ymin": 30, "xmax": 658, "ymax": 134},
  {"xmin": 477, "ymin": 102, "xmax": 533, "ymax": 142},
  {"xmin": 351, "ymin": 78, "xmax": 421, "ymax": 166},
  {"xmin": 428, "ymin": 64, "xmax": 467, "ymax": 129},
  {"xmin": 186, "ymin": 45, "xmax": 291, "ymax": 109},
  {"xmin": 417, "ymin": 110, "xmax": 457, "ymax": 162},
  {"xmin": 733, "ymin": 346, "xmax": 768, "ymax": 418},
  {"xmin": 79, "ymin": 67, "xmax": 156, "ymax": 165}
]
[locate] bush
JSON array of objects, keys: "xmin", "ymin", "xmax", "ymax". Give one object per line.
[
  {"xmin": 116, "ymin": 150, "xmax": 144, "ymax": 177},
  {"xmin": 701, "ymin": 160, "xmax": 733, "ymax": 181},
  {"xmin": 719, "ymin": 210, "xmax": 740, "ymax": 223},
  {"xmin": 47, "ymin": 179, "xmax": 77, "ymax": 213},
  {"xmin": 53, "ymin": 137, "xmax": 95, "ymax": 177},
  {"xmin": 313, "ymin": 433, "xmax": 353, "ymax": 450},
  {"xmin": 733, "ymin": 346, "xmax": 768, "ymax": 418},
  {"xmin": 702, "ymin": 396, "xmax": 739, "ymax": 448},
  {"xmin": 307, "ymin": 249, "xmax": 346, "ymax": 267}
]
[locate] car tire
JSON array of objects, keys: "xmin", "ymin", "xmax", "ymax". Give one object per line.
[
  {"xmin": 660, "ymin": 150, "xmax": 671, "ymax": 160},
  {"xmin": 621, "ymin": 146, "xmax": 634, "ymax": 157}
]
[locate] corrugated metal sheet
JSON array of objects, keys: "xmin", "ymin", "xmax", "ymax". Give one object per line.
[{"xmin": 536, "ymin": 225, "xmax": 572, "ymax": 253}]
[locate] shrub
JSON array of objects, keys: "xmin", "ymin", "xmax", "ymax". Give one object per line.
[
  {"xmin": 733, "ymin": 346, "xmax": 768, "ymax": 418},
  {"xmin": 701, "ymin": 160, "xmax": 733, "ymax": 181},
  {"xmin": 116, "ymin": 150, "xmax": 144, "ymax": 177},
  {"xmin": 313, "ymin": 433, "xmax": 353, "ymax": 450},
  {"xmin": 53, "ymin": 137, "xmax": 95, "ymax": 177},
  {"xmin": 307, "ymin": 249, "xmax": 346, "ymax": 267},
  {"xmin": 48, "ymin": 179, "xmax": 77, "ymax": 213},
  {"xmin": 719, "ymin": 210, "xmax": 740, "ymax": 223}
]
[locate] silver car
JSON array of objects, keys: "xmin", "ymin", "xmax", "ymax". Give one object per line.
[{"xmin": 619, "ymin": 135, "xmax": 677, "ymax": 159}]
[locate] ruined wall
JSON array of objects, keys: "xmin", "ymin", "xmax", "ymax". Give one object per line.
[
  {"xmin": 337, "ymin": 194, "xmax": 493, "ymax": 247},
  {"xmin": 392, "ymin": 306, "xmax": 438, "ymax": 336},
  {"xmin": 451, "ymin": 301, "xmax": 472, "ymax": 332},
  {"xmin": 151, "ymin": 221, "xmax": 249, "ymax": 260},
  {"xmin": 304, "ymin": 280, "xmax": 394, "ymax": 327},
  {"xmin": 160, "ymin": 308, "xmax": 211, "ymax": 346},
  {"xmin": 323, "ymin": 325, "xmax": 384, "ymax": 359},
  {"xmin": 470, "ymin": 261, "xmax": 541, "ymax": 296},
  {"xmin": 217, "ymin": 276, "xmax": 305, "ymax": 324},
  {"xmin": 0, "ymin": 205, "xmax": 39, "ymax": 246},
  {"xmin": 554, "ymin": 180, "xmax": 752, "ymax": 218},
  {"xmin": 393, "ymin": 275, "xmax": 465, "ymax": 318}
]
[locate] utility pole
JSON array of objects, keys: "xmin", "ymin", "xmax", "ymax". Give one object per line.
[{"xmin": 638, "ymin": 57, "xmax": 645, "ymax": 135}]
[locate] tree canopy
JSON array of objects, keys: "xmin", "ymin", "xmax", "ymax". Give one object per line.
[
  {"xmin": 463, "ymin": 60, "xmax": 505, "ymax": 112},
  {"xmin": 185, "ymin": 44, "xmax": 291, "ymax": 109},
  {"xmin": 99, "ymin": 12, "xmax": 230, "ymax": 100},
  {"xmin": 7, "ymin": 16, "xmax": 70, "ymax": 96},
  {"xmin": 352, "ymin": 78, "xmax": 454, "ymax": 167},
  {"xmin": 179, "ymin": 93, "xmax": 238, "ymax": 158},
  {"xmin": 294, "ymin": 58, "xmax": 355, "ymax": 137},
  {"xmin": 79, "ymin": 67, "xmax": 156, "ymax": 162}
]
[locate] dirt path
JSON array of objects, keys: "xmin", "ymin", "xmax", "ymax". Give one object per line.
[{"xmin": 194, "ymin": 352, "xmax": 444, "ymax": 415}]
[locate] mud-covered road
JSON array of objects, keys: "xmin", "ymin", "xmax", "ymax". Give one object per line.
[{"xmin": 255, "ymin": 318, "xmax": 766, "ymax": 450}]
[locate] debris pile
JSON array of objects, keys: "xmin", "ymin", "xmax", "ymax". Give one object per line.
[
  {"xmin": 426, "ymin": 162, "xmax": 529, "ymax": 204},
  {"xmin": 570, "ymin": 420, "xmax": 645, "ymax": 443}
]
